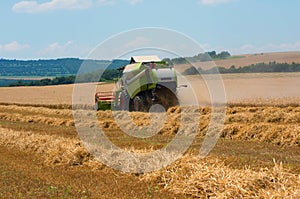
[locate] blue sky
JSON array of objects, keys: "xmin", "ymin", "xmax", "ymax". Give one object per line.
[{"xmin": 0, "ymin": 0, "xmax": 300, "ymax": 59}]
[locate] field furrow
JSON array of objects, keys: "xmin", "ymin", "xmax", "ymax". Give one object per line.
[{"xmin": 0, "ymin": 105, "xmax": 300, "ymax": 146}]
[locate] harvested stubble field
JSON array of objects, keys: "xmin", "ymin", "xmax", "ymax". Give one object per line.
[
  {"xmin": 0, "ymin": 102, "xmax": 299, "ymax": 198},
  {"xmin": 0, "ymin": 72, "xmax": 300, "ymax": 106},
  {"xmin": 0, "ymin": 73, "xmax": 300, "ymax": 198}
]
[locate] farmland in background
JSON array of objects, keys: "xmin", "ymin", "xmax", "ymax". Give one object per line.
[
  {"xmin": 175, "ymin": 51, "xmax": 300, "ymax": 73},
  {"xmin": 0, "ymin": 72, "xmax": 299, "ymax": 106}
]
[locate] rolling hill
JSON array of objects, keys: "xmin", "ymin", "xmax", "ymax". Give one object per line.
[
  {"xmin": 176, "ymin": 51, "xmax": 300, "ymax": 71},
  {"xmin": 0, "ymin": 58, "xmax": 129, "ymax": 77}
]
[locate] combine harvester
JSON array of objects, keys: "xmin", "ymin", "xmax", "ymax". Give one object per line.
[{"xmin": 95, "ymin": 55, "xmax": 182, "ymax": 112}]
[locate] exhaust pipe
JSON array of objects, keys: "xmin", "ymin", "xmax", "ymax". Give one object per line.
[{"xmin": 177, "ymin": 84, "xmax": 188, "ymax": 88}]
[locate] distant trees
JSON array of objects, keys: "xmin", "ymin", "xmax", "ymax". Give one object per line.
[
  {"xmin": 182, "ymin": 67, "xmax": 199, "ymax": 75},
  {"xmin": 1, "ymin": 58, "xmax": 128, "ymax": 87},
  {"xmin": 183, "ymin": 61, "xmax": 300, "ymax": 75},
  {"xmin": 0, "ymin": 58, "xmax": 129, "ymax": 77},
  {"xmin": 217, "ymin": 51, "xmax": 231, "ymax": 59},
  {"xmin": 226, "ymin": 61, "xmax": 300, "ymax": 73},
  {"xmin": 101, "ymin": 69, "xmax": 120, "ymax": 81},
  {"xmin": 207, "ymin": 51, "xmax": 217, "ymax": 57},
  {"xmin": 9, "ymin": 76, "xmax": 75, "ymax": 87},
  {"xmin": 170, "ymin": 51, "xmax": 232, "ymax": 65},
  {"xmin": 8, "ymin": 69, "xmax": 120, "ymax": 87}
]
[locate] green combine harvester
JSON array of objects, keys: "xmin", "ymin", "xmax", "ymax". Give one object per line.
[{"xmin": 95, "ymin": 55, "xmax": 180, "ymax": 112}]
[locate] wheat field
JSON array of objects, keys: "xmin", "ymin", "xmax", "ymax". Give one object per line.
[
  {"xmin": 0, "ymin": 72, "xmax": 299, "ymax": 198},
  {"xmin": 0, "ymin": 102, "xmax": 299, "ymax": 198}
]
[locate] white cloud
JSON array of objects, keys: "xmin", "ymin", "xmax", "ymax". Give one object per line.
[
  {"xmin": 262, "ymin": 42, "xmax": 300, "ymax": 52},
  {"xmin": 12, "ymin": 0, "xmax": 93, "ymax": 13},
  {"xmin": 239, "ymin": 44, "xmax": 255, "ymax": 52},
  {"xmin": 12, "ymin": 0, "xmax": 142, "ymax": 13},
  {"xmin": 39, "ymin": 41, "xmax": 73, "ymax": 56},
  {"xmin": 0, "ymin": 41, "xmax": 30, "ymax": 52},
  {"xmin": 200, "ymin": 0, "xmax": 235, "ymax": 5},
  {"xmin": 124, "ymin": 36, "xmax": 150, "ymax": 48},
  {"xmin": 229, "ymin": 42, "xmax": 300, "ymax": 55},
  {"xmin": 38, "ymin": 41, "xmax": 92, "ymax": 58},
  {"xmin": 97, "ymin": 0, "xmax": 115, "ymax": 6},
  {"xmin": 193, "ymin": 41, "xmax": 300, "ymax": 55},
  {"xmin": 127, "ymin": 0, "xmax": 142, "ymax": 5},
  {"xmin": 44, "ymin": 41, "xmax": 73, "ymax": 52}
]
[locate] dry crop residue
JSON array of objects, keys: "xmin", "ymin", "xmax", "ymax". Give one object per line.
[
  {"xmin": 143, "ymin": 155, "xmax": 300, "ymax": 198},
  {"xmin": 0, "ymin": 104, "xmax": 299, "ymax": 198}
]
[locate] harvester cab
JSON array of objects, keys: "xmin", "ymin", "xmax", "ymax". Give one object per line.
[{"xmin": 95, "ymin": 55, "xmax": 180, "ymax": 112}]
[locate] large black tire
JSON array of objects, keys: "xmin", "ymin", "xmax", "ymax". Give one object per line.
[
  {"xmin": 120, "ymin": 91, "xmax": 130, "ymax": 111},
  {"xmin": 156, "ymin": 86, "xmax": 179, "ymax": 110}
]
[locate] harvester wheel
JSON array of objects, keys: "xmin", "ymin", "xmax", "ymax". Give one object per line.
[
  {"xmin": 155, "ymin": 86, "xmax": 179, "ymax": 110},
  {"xmin": 133, "ymin": 95, "xmax": 146, "ymax": 112},
  {"xmin": 120, "ymin": 91, "xmax": 130, "ymax": 111}
]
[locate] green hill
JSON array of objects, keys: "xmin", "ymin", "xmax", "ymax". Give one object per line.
[{"xmin": 0, "ymin": 58, "xmax": 129, "ymax": 77}]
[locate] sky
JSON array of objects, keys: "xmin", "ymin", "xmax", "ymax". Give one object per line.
[{"xmin": 0, "ymin": 0, "xmax": 300, "ymax": 60}]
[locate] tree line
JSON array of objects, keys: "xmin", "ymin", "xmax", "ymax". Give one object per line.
[
  {"xmin": 8, "ymin": 69, "xmax": 121, "ymax": 87},
  {"xmin": 0, "ymin": 58, "xmax": 128, "ymax": 77},
  {"xmin": 9, "ymin": 61, "xmax": 300, "ymax": 87},
  {"xmin": 164, "ymin": 51, "xmax": 232, "ymax": 65},
  {"xmin": 5, "ymin": 52, "xmax": 300, "ymax": 87},
  {"xmin": 183, "ymin": 61, "xmax": 300, "ymax": 75}
]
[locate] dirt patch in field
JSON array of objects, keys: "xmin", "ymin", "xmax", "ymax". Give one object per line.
[{"xmin": 0, "ymin": 146, "xmax": 181, "ymax": 198}]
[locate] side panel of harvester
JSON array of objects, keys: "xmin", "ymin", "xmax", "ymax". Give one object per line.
[{"xmin": 122, "ymin": 63, "xmax": 156, "ymax": 99}]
